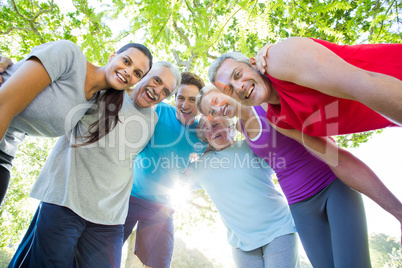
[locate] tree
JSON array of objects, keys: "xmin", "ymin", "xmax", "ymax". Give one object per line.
[
  {"xmin": 107, "ymin": 0, "xmax": 401, "ymax": 72},
  {"xmin": 0, "ymin": 0, "xmax": 117, "ymax": 64},
  {"xmin": 0, "ymin": 137, "xmax": 56, "ymax": 262},
  {"xmin": 385, "ymin": 248, "xmax": 402, "ymax": 268},
  {"xmin": 107, "ymin": 0, "xmax": 401, "ymax": 148},
  {"xmin": 1, "ymin": 0, "xmax": 401, "ymax": 265},
  {"xmin": 369, "ymin": 232, "xmax": 401, "ymax": 268}
]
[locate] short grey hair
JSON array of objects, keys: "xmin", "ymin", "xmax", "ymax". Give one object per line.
[
  {"xmin": 208, "ymin": 52, "xmax": 250, "ymax": 83},
  {"xmin": 195, "ymin": 84, "xmax": 220, "ymax": 115},
  {"xmin": 196, "ymin": 115, "xmax": 236, "ymax": 144},
  {"xmin": 153, "ymin": 61, "xmax": 182, "ymax": 96}
]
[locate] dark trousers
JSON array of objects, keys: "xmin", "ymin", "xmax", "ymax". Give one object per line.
[
  {"xmin": 9, "ymin": 202, "xmax": 124, "ymax": 268},
  {"xmin": 0, "ymin": 150, "xmax": 13, "ymax": 205}
]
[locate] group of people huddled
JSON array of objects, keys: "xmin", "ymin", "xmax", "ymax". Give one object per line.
[{"xmin": 0, "ymin": 36, "xmax": 401, "ymax": 268}]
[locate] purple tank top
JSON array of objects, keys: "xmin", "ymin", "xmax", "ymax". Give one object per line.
[{"xmin": 240, "ymin": 106, "xmax": 337, "ymax": 204}]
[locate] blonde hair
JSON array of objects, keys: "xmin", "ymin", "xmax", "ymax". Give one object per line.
[{"xmin": 195, "ymin": 84, "xmax": 220, "ymax": 115}]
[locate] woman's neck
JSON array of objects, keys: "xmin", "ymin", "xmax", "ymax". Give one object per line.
[{"xmin": 84, "ymin": 61, "xmax": 107, "ymax": 100}]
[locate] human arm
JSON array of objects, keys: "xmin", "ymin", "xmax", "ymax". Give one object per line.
[
  {"xmin": 270, "ymin": 123, "xmax": 402, "ymax": 244},
  {"xmin": 0, "ymin": 57, "xmax": 51, "ymax": 141},
  {"xmin": 254, "ymin": 37, "xmax": 402, "ymax": 124},
  {"xmin": 0, "ymin": 55, "xmax": 13, "ymax": 85}
]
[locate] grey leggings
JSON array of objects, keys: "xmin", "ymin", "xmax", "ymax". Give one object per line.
[
  {"xmin": 290, "ymin": 179, "xmax": 371, "ymax": 268},
  {"xmin": 232, "ymin": 233, "xmax": 300, "ymax": 268}
]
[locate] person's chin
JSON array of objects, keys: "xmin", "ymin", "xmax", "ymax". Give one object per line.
[
  {"xmin": 135, "ymin": 98, "xmax": 149, "ymax": 109},
  {"xmin": 247, "ymin": 94, "xmax": 263, "ymax": 106},
  {"xmin": 240, "ymin": 98, "xmax": 254, "ymax": 106}
]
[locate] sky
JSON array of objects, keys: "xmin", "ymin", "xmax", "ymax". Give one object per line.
[{"xmin": 348, "ymin": 126, "xmax": 402, "ymax": 239}]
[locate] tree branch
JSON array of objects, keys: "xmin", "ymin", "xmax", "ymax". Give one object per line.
[
  {"xmin": 375, "ymin": 0, "xmax": 396, "ymax": 40},
  {"xmin": 7, "ymin": 0, "xmax": 55, "ymax": 41},
  {"xmin": 172, "ymin": 50, "xmax": 197, "ymax": 71},
  {"xmin": 153, "ymin": 12, "xmax": 172, "ymax": 43},
  {"xmin": 207, "ymin": 6, "xmax": 243, "ymax": 51},
  {"xmin": 172, "ymin": 19, "xmax": 191, "ymax": 47},
  {"xmin": 0, "ymin": 26, "xmax": 31, "ymax": 35},
  {"xmin": 19, "ymin": 149, "xmax": 44, "ymax": 169},
  {"xmin": 369, "ymin": 0, "xmax": 381, "ymax": 40},
  {"xmin": 184, "ymin": 0, "xmax": 195, "ymax": 15},
  {"xmin": 206, "ymin": 52, "xmax": 217, "ymax": 60},
  {"xmin": 31, "ymin": 0, "xmax": 54, "ymax": 21}
]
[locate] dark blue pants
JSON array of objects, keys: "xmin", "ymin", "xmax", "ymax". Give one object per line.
[
  {"xmin": 9, "ymin": 202, "xmax": 124, "ymax": 268},
  {"xmin": 0, "ymin": 150, "xmax": 13, "ymax": 205},
  {"xmin": 123, "ymin": 195, "xmax": 174, "ymax": 268},
  {"xmin": 290, "ymin": 179, "xmax": 371, "ymax": 268}
]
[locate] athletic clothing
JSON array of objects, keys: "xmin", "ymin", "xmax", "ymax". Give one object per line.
[
  {"xmin": 30, "ymin": 92, "xmax": 157, "ymax": 225},
  {"xmin": 232, "ymin": 233, "xmax": 300, "ymax": 268},
  {"xmin": 266, "ymin": 38, "xmax": 401, "ymax": 136},
  {"xmin": 9, "ymin": 92, "xmax": 157, "ymax": 268},
  {"xmin": 131, "ymin": 102, "xmax": 205, "ymax": 205},
  {"xmin": 240, "ymin": 106, "xmax": 336, "ymax": 204},
  {"xmin": 242, "ymin": 106, "xmax": 371, "ymax": 267},
  {"xmin": 123, "ymin": 195, "xmax": 174, "ymax": 268},
  {"xmin": 125, "ymin": 102, "xmax": 205, "ymax": 267},
  {"xmin": 185, "ymin": 140, "xmax": 296, "ymax": 252},
  {"xmin": 0, "ymin": 40, "xmax": 92, "ymax": 160},
  {"xmin": 0, "ymin": 151, "xmax": 13, "ymax": 203},
  {"xmin": 0, "ymin": 40, "xmax": 93, "ymax": 205},
  {"xmin": 290, "ymin": 179, "xmax": 371, "ymax": 268},
  {"xmin": 9, "ymin": 202, "xmax": 124, "ymax": 268}
]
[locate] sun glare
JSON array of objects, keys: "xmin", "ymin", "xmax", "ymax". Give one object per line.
[{"xmin": 169, "ymin": 181, "xmax": 192, "ymax": 209}]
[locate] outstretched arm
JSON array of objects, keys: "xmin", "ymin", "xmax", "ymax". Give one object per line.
[
  {"xmin": 0, "ymin": 57, "xmax": 51, "ymax": 141},
  {"xmin": 0, "ymin": 55, "xmax": 13, "ymax": 85},
  {"xmin": 270, "ymin": 123, "xmax": 402, "ymax": 244},
  {"xmin": 254, "ymin": 37, "xmax": 402, "ymax": 124}
]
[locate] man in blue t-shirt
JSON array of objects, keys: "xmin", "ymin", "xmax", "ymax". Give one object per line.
[{"xmin": 123, "ymin": 72, "xmax": 206, "ymax": 268}]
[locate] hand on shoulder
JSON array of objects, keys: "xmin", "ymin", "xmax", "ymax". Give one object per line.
[{"xmin": 0, "ymin": 55, "xmax": 13, "ymax": 85}]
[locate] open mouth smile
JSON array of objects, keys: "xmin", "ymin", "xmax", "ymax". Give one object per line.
[
  {"xmin": 221, "ymin": 104, "xmax": 228, "ymax": 116},
  {"xmin": 245, "ymin": 84, "xmax": 255, "ymax": 99},
  {"xmin": 145, "ymin": 87, "xmax": 158, "ymax": 101},
  {"xmin": 116, "ymin": 72, "xmax": 127, "ymax": 83},
  {"xmin": 181, "ymin": 109, "xmax": 192, "ymax": 115},
  {"xmin": 212, "ymin": 133, "xmax": 222, "ymax": 140}
]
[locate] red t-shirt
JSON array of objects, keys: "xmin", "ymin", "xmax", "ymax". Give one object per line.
[{"xmin": 266, "ymin": 38, "xmax": 401, "ymax": 136}]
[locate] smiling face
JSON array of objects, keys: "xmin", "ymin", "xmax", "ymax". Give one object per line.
[
  {"xmin": 214, "ymin": 58, "xmax": 273, "ymax": 106},
  {"xmin": 133, "ymin": 65, "xmax": 177, "ymax": 108},
  {"xmin": 201, "ymin": 117, "xmax": 234, "ymax": 151},
  {"xmin": 175, "ymin": 84, "xmax": 199, "ymax": 125},
  {"xmin": 199, "ymin": 89, "xmax": 239, "ymax": 119},
  {"xmin": 106, "ymin": 47, "xmax": 151, "ymax": 90}
]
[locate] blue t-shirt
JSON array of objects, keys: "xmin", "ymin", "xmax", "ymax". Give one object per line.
[
  {"xmin": 184, "ymin": 140, "xmax": 296, "ymax": 251},
  {"xmin": 131, "ymin": 102, "xmax": 206, "ymax": 205}
]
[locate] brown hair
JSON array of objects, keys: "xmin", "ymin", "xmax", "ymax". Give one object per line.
[
  {"xmin": 75, "ymin": 43, "xmax": 152, "ymax": 146},
  {"xmin": 177, "ymin": 72, "xmax": 205, "ymax": 95}
]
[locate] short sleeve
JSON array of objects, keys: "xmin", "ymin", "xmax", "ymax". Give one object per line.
[{"xmin": 28, "ymin": 40, "xmax": 85, "ymax": 83}]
